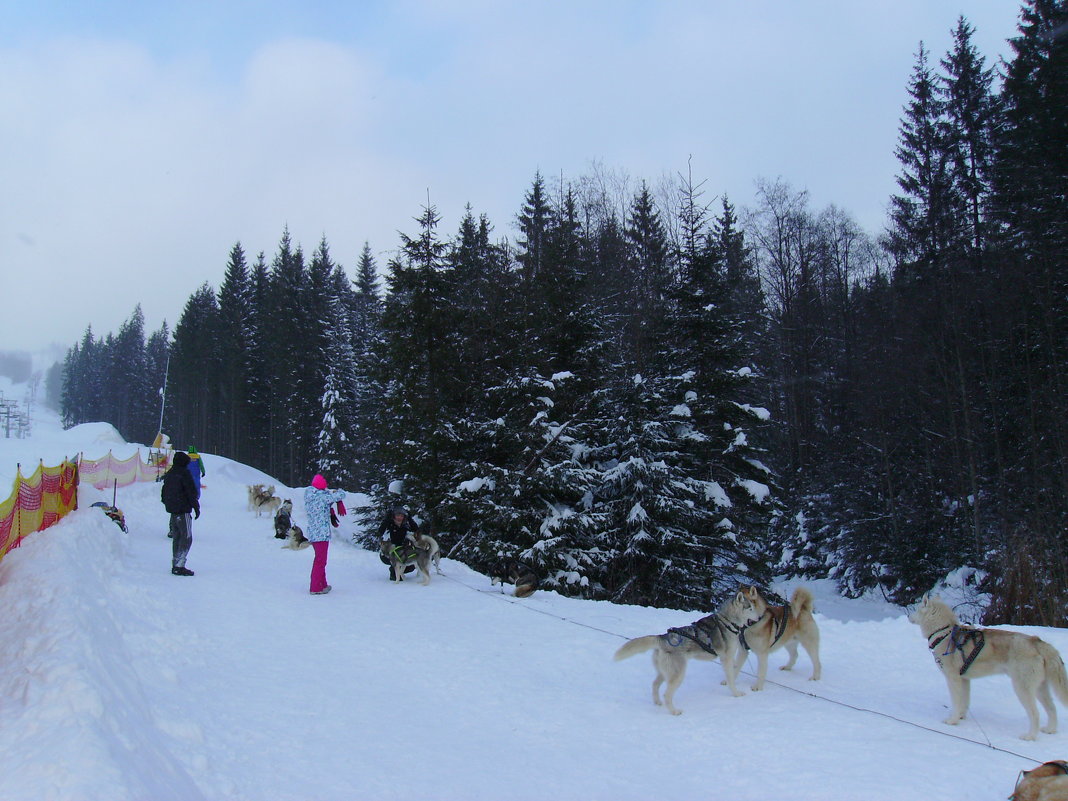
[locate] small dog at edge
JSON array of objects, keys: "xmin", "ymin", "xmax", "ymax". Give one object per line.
[
  {"xmin": 490, "ymin": 559, "xmax": 539, "ymax": 598},
  {"xmin": 910, "ymin": 594, "xmax": 1068, "ymax": 740},
  {"xmin": 280, "ymin": 524, "xmax": 309, "ymax": 551},
  {"xmin": 1010, "ymin": 760, "xmax": 1068, "ymax": 801}
]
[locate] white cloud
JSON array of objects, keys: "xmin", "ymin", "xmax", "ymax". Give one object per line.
[{"xmin": 0, "ymin": 2, "xmax": 1022, "ymax": 354}]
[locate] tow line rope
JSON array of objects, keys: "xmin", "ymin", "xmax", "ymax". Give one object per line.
[{"xmin": 441, "ymin": 571, "xmax": 1040, "ymax": 765}]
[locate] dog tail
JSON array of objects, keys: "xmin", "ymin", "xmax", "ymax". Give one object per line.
[
  {"xmin": 614, "ymin": 635, "xmax": 660, "ymax": 662},
  {"xmin": 1038, "ymin": 640, "xmax": 1068, "ymax": 706},
  {"xmin": 791, "ymin": 586, "xmax": 815, "ymax": 617},
  {"xmin": 514, "ymin": 582, "xmax": 537, "ymax": 599}
]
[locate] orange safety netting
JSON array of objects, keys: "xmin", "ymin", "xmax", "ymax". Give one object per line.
[
  {"xmin": 0, "ymin": 449, "xmax": 169, "ymax": 563},
  {"xmin": 0, "ymin": 460, "xmax": 79, "ymax": 559},
  {"xmin": 78, "ymin": 449, "xmax": 170, "ymax": 490}
]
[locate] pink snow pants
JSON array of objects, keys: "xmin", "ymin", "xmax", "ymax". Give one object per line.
[{"xmin": 310, "ymin": 540, "xmax": 330, "ymax": 593}]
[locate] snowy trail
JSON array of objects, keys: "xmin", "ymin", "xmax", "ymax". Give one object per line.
[{"xmin": 1, "ymin": 421, "xmax": 1066, "ymax": 799}]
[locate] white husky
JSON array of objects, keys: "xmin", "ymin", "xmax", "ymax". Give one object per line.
[{"xmin": 910, "ymin": 595, "xmax": 1068, "ymax": 740}]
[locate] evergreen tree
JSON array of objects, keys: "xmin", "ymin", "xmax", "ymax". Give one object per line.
[
  {"xmin": 588, "ymin": 371, "xmax": 769, "ymax": 606},
  {"xmin": 889, "ymin": 42, "xmax": 955, "ymax": 280},
  {"xmin": 624, "ymin": 182, "xmax": 672, "ymax": 374},
  {"xmin": 940, "ymin": 16, "xmax": 999, "ymax": 261},
  {"xmin": 265, "ymin": 229, "xmax": 311, "ymax": 483},
  {"xmin": 349, "ymin": 242, "xmax": 384, "ymax": 488},
  {"xmin": 108, "ymin": 306, "xmax": 153, "ymax": 443},
  {"xmin": 516, "ymin": 172, "xmax": 550, "ymax": 286},
  {"xmin": 372, "ymin": 204, "xmax": 454, "ymax": 523},
  {"xmin": 169, "ymin": 284, "xmax": 223, "ymax": 449},
  {"xmin": 244, "ymin": 252, "xmax": 273, "ymax": 471},
  {"xmin": 982, "ymin": 0, "xmax": 1068, "ymax": 623},
  {"xmin": 216, "ymin": 243, "xmax": 254, "ymax": 461},
  {"xmin": 60, "ymin": 326, "xmax": 102, "ymax": 429},
  {"xmin": 314, "ymin": 288, "xmax": 362, "ymax": 488}
]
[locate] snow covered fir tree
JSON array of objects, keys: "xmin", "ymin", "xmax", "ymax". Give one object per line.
[{"xmin": 60, "ymin": 1, "xmax": 1068, "ymax": 620}]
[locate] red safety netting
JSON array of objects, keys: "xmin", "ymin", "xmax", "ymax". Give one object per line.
[{"xmin": 0, "ymin": 460, "xmax": 79, "ymax": 559}]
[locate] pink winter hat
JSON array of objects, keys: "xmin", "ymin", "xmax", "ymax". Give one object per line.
[{"xmin": 311, "ymin": 474, "xmax": 328, "ymax": 490}]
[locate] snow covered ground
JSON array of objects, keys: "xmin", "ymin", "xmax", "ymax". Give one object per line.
[{"xmin": 1, "ymin": 384, "xmax": 1066, "ymax": 800}]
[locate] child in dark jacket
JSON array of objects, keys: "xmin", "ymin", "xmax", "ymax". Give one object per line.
[{"xmin": 161, "ymin": 451, "xmax": 201, "ymax": 576}]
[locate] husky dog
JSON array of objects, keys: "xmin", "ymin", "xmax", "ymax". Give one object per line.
[
  {"xmin": 734, "ymin": 585, "xmax": 822, "ymax": 692},
  {"xmin": 613, "ymin": 589, "xmax": 760, "ymax": 715},
  {"xmin": 1011, "ymin": 761, "xmax": 1068, "ymax": 801},
  {"xmin": 280, "ymin": 524, "xmax": 309, "ymax": 551},
  {"xmin": 490, "ymin": 559, "xmax": 539, "ymax": 598},
  {"xmin": 380, "ymin": 536, "xmax": 436, "ymax": 585},
  {"xmin": 273, "ymin": 499, "xmax": 294, "ymax": 539},
  {"xmin": 408, "ymin": 531, "xmax": 442, "ymax": 575},
  {"xmin": 247, "ymin": 484, "xmax": 271, "ymax": 512},
  {"xmin": 910, "ymin": 595, "xmax": 1068, "ymax": 740},
  {"xmin": 253, "ymin": 489, "xmax": 281, "ymax": 518}
]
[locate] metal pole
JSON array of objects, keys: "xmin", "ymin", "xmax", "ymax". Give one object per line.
[{"xmin": 157, "ymin": 351, "xmax": 171, "ymax": 438}]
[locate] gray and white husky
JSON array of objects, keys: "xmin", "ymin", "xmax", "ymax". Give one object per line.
[
  {"xmin": 380, "ymin": 533, "xmax": 440, "ymax": 586},
  {"xmin": 613, "ymin": 589, "xmax": 760, "ymax": 715},
  {"xmin": 910, "ymin": 594, "xmax": 1068, "ymax": 740}
]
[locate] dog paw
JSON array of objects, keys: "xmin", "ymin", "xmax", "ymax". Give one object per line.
[
  {"xmin": 944, "ymin": 717, "xmax": 962, "ymax": 726},
  {"xmin": 750, "ymin": 685, "xmax": 764, "ymax": 692},
  {"xmin": 1042, "ymin": 725, "xmax": 1058, "ymax": 735},
  {"xmin": 670, "ymin": 709, "xmax": 683, "ymax": 716},
  {"xmin": 1021, "ymin": 732, "xmax": 1038, "ymax": 741}
]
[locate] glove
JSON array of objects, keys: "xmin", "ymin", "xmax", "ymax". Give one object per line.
[
  {"xmin": 194, "ymin": 508, "xmax": 201, "ymax": 520},
  {"xmin": 337, "ymin": 499, "xmax": 347, "ymax": 516},
  {"xmin": 330, "ymin": 509, "xmax": 339, "ymax": 528}
]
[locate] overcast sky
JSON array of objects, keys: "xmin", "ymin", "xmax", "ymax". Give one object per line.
[{"xmin": 1, "ymin": 1, "xmax": 1023, "ymax": 356}]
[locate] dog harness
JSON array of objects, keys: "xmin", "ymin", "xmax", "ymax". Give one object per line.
[
  {"xmin": 665, "ymin": 614, "xmax": 741, "ymax": 656},
  {"xmin": 927, "ymin": 624, "xmax": 986, "ymax": 675},
  {"xmin": 387, "ymin": 544, "xmax": 419, "ymax": 562},
  {"xmin": 740, "ymin": 604, "xmax": 791, "ymax": 653}
]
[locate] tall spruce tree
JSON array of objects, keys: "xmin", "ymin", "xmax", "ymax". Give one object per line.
[
  {"xmin": 372, "ymin": 204, "xmax": 455, "ymax": 524},
  {"xmin": 169, "ymin": 284, "xmax": 223, "ymax": 449},
  {"xmin": 314, "ymin": 286, "xmax": 362, "ymax": 489},
  {"xmin": 889, "ymin": 42, "xmax": 956, "ymax": 280},
  {"xmin": 216, "ymin": 243, "xmax": 254, "ymax": 462},
  {"xmin": 348, "ymin": 242, "xmax": 384, "ymax": 489},
  {"xmin": 940, "ymin": 16, "xmax": 999, "ymax": 261}
]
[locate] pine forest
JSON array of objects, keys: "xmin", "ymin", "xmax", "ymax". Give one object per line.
[{"xmin": 59, "ymin": 4, "xmax": 1068, "ymax": 623}]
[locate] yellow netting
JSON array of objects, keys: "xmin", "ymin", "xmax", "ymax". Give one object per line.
[{"xmin": 0, "ymin": 460, "xmax": 79, "ymax": 559}]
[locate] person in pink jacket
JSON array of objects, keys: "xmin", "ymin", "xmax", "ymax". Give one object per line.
[{"xmin": 302, "ymin": 474, "xmax": 346, "ymax": 595}]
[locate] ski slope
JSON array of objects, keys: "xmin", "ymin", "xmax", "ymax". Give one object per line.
[{"xmin": 0, "ymin": 401, "xmax": 1063, "ymax": 800}]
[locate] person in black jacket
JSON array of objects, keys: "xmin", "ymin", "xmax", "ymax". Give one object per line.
[
  {"xmin": 378, "ymin": 506, "xmax": 419, "ymax": 580},
  {"xmin": 161, "ymin": 451, "xmax": 201, "ymax": 576}
]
